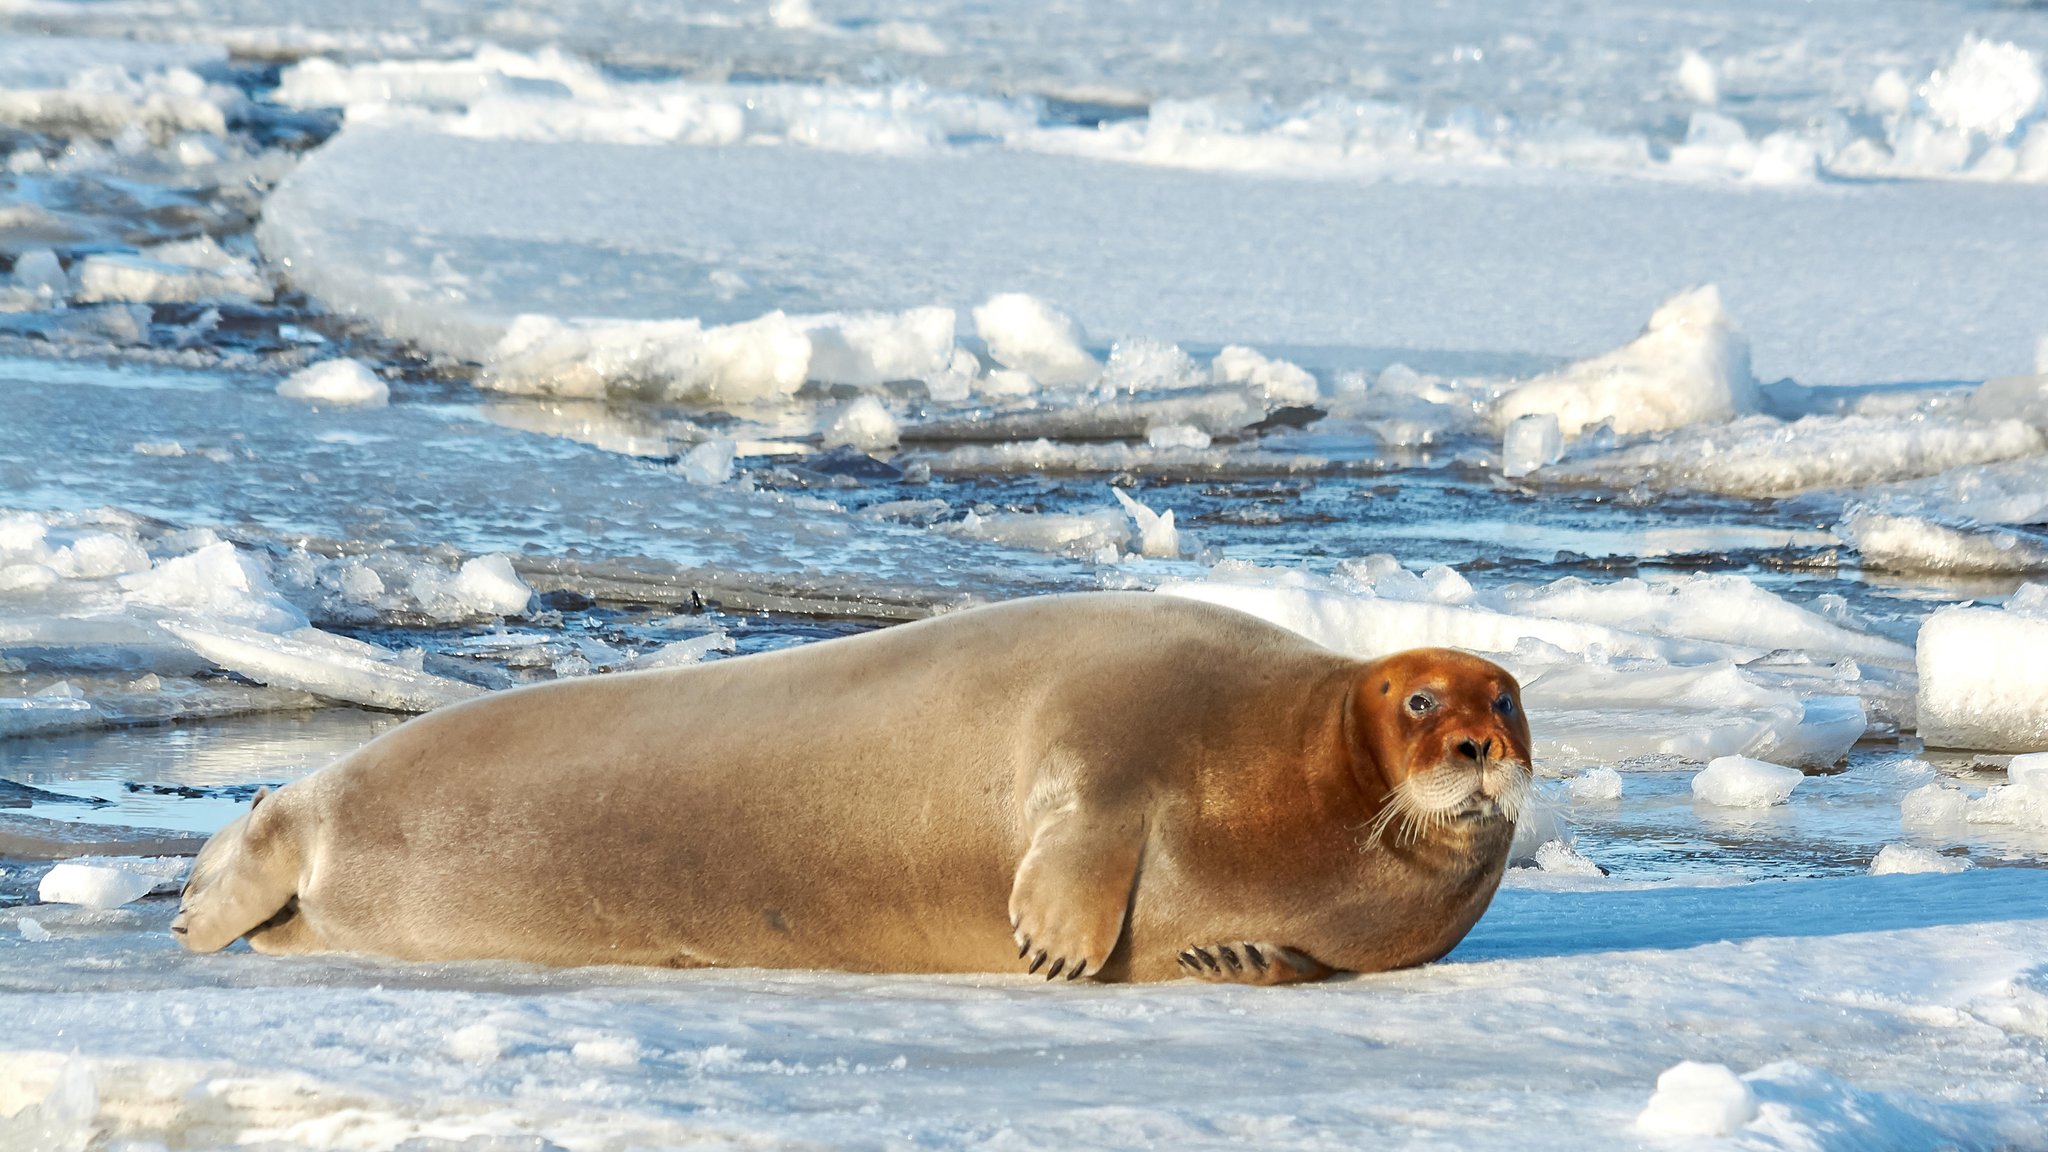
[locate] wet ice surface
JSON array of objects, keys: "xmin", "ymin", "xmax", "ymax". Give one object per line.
[{"xmin": 5, "ymin": 8, "xmax": 2048, "ymax": 1149}]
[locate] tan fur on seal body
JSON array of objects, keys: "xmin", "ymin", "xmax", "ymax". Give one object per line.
[{"xmin": 174, "ymin": 592, "xmax": 1532, "ymax": 983}]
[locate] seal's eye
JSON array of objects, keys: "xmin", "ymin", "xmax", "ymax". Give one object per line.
[
  {"xmin": 1494, "ymin": 693, "xmax": 1515, "ymax": 716},
  {"xmin": 1406, "ymin": 691, "xmax": 1437, "ymax": 715}
]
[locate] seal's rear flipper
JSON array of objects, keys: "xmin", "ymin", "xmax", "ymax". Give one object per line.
[
  {"xmin": 171, "ymin": 786, "xmax": 302, "ymax": 953},
  {"xmin": 1178, "ymin": 941, "xmax": 1333, "ymax": 985},
  {"xmin": 1008, "ymin": 806, "xmax": 1144, "ymax": 981}
]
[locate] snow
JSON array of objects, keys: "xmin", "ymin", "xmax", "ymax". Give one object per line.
[
  {"xmin": 1870, "ymin": 844, "xmax": 1971, "ymax": 876},
  {"xmin": 1636, "ymin": 1061, "xmax": 1757, "ymax": 1136},
  {"xmin": 2, "ymin": 872, "xmax": 2046, "ymax": 1148},
  {"xmin": 275, "ymin": 358, "xmax": 390, "ymax": 407},
  {"xmin": 1916, "ymin": 587, "xmax": 2048, "ymax": 752},
  {"xmin": 1495, "ymin": 285, "xmax": 1755, "ymax": 438},
  {"xmin": 1692, "ymin": 755, "xmax": 1805, "ymax": 808}
]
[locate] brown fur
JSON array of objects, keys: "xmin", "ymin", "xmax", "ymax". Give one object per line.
[{"xmin": 173, "ymin": 592, "xmax": 1532, "ymax": 983}]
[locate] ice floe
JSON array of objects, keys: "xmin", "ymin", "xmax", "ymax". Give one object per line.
[{"xmin": 256, "ymin": 100, "xmax": 2048, "ymax": 400}]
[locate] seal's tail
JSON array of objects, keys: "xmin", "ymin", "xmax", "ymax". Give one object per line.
[{"xmin": 170, "ymin": 786, "xmax": 301, "ymax": 953}]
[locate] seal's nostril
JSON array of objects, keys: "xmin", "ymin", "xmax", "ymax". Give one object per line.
[
  {"xmin": 1483, "ymin": 737, "xmax": 1495, "ymax": 757},
  {"xmin": 1457, "ymin": 738, "xmax": 1479, "ymax": 760}
]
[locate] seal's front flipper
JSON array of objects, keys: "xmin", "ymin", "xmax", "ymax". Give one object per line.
[
  {"xmin": 1178, "ymin": 942, "xmax": 1333, "ymax": 985},
  {"xmin": 1008, "ymin": 807, "xmax": 1143, "ymax": 981}
]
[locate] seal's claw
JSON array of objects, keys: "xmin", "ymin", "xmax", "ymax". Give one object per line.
[
  {"xmin": 1181, "ymin": 941, "xmax": 1333, "ymax": 986},
  {"xmin": 1028, "ymin": 950, "xmax": 1047, "ymax": 974},
  {"xmin": 1047, "ymin": 957, "xmax": 1066, "ymax": 980}
]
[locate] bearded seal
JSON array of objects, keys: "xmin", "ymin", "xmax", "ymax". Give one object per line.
[{"xmin": 173, "ymin": 592, "xmax": 1532, "ymax": 983}]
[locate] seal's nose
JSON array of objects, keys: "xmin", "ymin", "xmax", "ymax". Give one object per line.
[{"xmin": 1454, "ymin": 737, "xmax": 1495, "ymax": 764}]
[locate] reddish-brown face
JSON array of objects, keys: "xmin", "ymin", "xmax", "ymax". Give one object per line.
[{"xmin": 1351, "ymin": 648, "xmax": 1533, "ymax": 844}]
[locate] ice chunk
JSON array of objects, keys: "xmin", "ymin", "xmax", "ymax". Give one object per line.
[
  {"xmin": 1675, "ymin": 50, "xmax": 1718, "ymax": 105},
  {"xmin": 1111, "ymin": 488, "xmax": 1180, "ymax": 558},
  {"xmin": 803, "ymin": 307, "xmax": 957, "ymax": 388},
  {"xmin": 120, "ymin": 542, "xmax": 306, "ymax": 633},
  {"xmin": 1966, "ymin": 372, "xmax": 2048, "ymax": 427},
  {"xmin": 38, "ymin": 862, "xmax": 157, "ymax": 909},
  {"xmin": 677, "ymin": 439, "xmax": 737, "ymax": 486},
  {"xmin": 1546, "ymin": 414, "xmax": 2044, "ymax": 498},
  {"xmin": 1922, "ymin": 38, "xmax": 2044, "ymax": 139},
  {"xmin": 1498, "ymin": 573, "xmax": 1908, "ymax": 665},
  {"xmin": 1144, "ymin": 423, "xmax": 1211, "ymax": 450},
  {"xmin": 1691, "ymin": 755, "xmax": 1803, "ymax": 808},
  {"xmin": 637, "ymin": 629, "xmax": 737, "ymax": 669},
  {"xmin": 276, "ymin": 358, "xmax": 389, "ymax": 407},
  {"xmin": 1901, "ymin": 780, "xmax": 1970, "ymax": 824},
  {"xmin": 970, "ymin": 294, "xmax": 1098, "ymax": 387},
  {"xmin": 1532, "ymin": 840, "xmax": 1602, "ymax": 876},
  {"xmin": 944, "ymin": 508, "xmax": 1128, "ymax": 560},
  {"xmin": 9, "ymin": 248, "xmax": 66, "ymax": 307},
  {"xmin": 1853, "ymin": 453, "xmax": 2048, "ymax": 527},
  {"xmin": 1500, "ymin": 413, "xmax": 1562, "ymax": 478},
  {"xmin": 1916, "ymin": 589, "xmax": 2048, "ymax": 751},
  {"xmin": 1495, "ymin": 286, "xmax": 1756, "ymax": 437},
  {"xmin": 1568, "ymin": 767, "xmax": 1623, "ymax": 802},
  {"xmin": 822, "ymin": 396, "xmax": 900, "ymax": 452},
  {"xmin": 16, "ymin": 917, "xmax": 49, "ymax": 942},
  {"xmin": 1870, "ymin": 844, "xmax": 1971, "ymax": 875},
  {"xmin": 1839, "ymin": 510, "xmax": 2048, "ymax": 576},
  {"xmin": 161, "ymin": 619, "xmax": 484, "ymax": 713},
  {"xmin": 1636, "ymin": 1061, "xmax": 1757, "ymax": 1137},
  {"xmin": 453, "ymin": 555, "xmax": 533, "ymax": 617},
  {"xmin": 1209, "ymin": 345, "xmax": 1317, "ymax": 405},
  {"xmin": 1965, "ymin": 762, "xmax": 2048, "ymax": 829},
  {"xmin": 445, "ymin": 1023, "xmax": 503, "ymax": 1064}
]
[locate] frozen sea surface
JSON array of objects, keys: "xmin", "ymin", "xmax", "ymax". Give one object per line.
[{"xmin": 5, "ymin": 5, "xmax": 2048, "ymax": 1149}]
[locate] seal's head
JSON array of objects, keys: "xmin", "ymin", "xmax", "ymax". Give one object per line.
[
  {"xmin": 1351, "ymin": 648, "xmax": 1532, "ymax": 847},
  {"xmin": 171, "ymin": 786, "xmax": 287, "ymax": 953}
]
